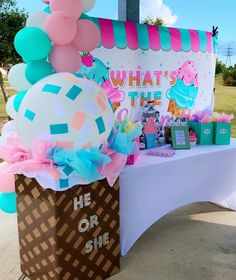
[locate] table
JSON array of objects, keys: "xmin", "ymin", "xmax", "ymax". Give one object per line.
[{"xmin": 120, "ymin": 139, "xmax": 236, "ymax": 256}]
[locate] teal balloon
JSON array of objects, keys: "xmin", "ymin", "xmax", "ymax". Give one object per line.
[
  {"xmin": 13, "ymin": 91, "xmax": 27, "ymax": 112},
  {"xmin": 79, "ymin": 13, "xmax": 91, "ymax": 20},
  {"xmin": 0, "ymin": 192, "xmax": 17, "ymax": 214},
  {"xmin": 25, "ymin": 60, "xmax": 54, "ymax": 84},
  {"xmin": 14, "ymin": 27, "xmax": 52, "ymax": 62},
  {"xmin": 44, "ymin": 6, "xmax": 51, "ymax": 14}
]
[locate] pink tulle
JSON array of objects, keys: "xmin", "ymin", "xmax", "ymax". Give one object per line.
[
  {"xmin": 99, "ymin": 143, "xmax": 127, "ymax": 187},
  {"xmin": 0, "ymin": 135, "xmax": 57, "ymax": 174},
  {"xmin": 200, "ymin": 115, "xmax": 211, "ymax": 123},
  {"xmin": 215, "ymin": 113, "xmax": 234, "ymax": 123}
]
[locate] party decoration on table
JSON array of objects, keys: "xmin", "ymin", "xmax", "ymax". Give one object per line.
[
  {"xmin": 170, "ymin": 126, "xmax": 190, "ymax": 150},
  {"xmin": 115, "ymin": 119, "xmax": 142, "ymax": 165},
  {"xmin": 143, "ymin": 117, "xmax": 158, "ymax": 149},
  {"xmin": 147, "ymin": 148, "xmax": 175, "ymax": 157},
  {"xmin": 212, "ymin": 113, "xmax": 234, "ymax": 145},
  {"xmin": 142, "ymin": 101, "xmax": 160, "ymax": 122},
  {"xmin": 189, "ymin": 131, "xmax": 197, "ymax": 147},
  {"xmin": 167, "ymin": 61, "xmax": 199, "ymax": 116},
  {"xmin": 181, "ymin": 110, "xmax": 234, "ymax": 145}
]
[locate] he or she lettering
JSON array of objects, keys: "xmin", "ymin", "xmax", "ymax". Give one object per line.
[{"xmin": 73, "ymin": 193, "xmax": 110, "ymax": 253}]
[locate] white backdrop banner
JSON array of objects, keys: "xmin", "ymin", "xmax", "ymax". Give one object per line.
[{"xmin": 79, "ymin": 18, "xmax": 218, "ymax": 121}]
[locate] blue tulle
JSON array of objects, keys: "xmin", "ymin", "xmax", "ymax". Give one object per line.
[
  {"xmin": 49, "ymin": 147, "xmax": 111, "ymax": 182},
  {"xmin": 110, "ymin": 123, "xmax": 142, "ymax": 155}
]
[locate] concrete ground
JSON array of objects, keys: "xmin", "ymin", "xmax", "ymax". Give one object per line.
[{"xmin": 1, "ymin": 202, "xmax": 236, "ymax": 280}]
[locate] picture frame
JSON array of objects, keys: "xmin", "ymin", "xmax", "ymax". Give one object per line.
[{"xmin": 170, "ymin": 126, "xmax": 190, "ymax": 150}]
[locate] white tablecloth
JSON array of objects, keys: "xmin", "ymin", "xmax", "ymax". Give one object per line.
[{"xmin": 120, "ymin": 139, "xmax": 236, "ymax": 255}]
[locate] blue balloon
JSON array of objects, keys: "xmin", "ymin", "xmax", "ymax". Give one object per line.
[
  {"xmin": 13, "ymin": 91, "xmax": 27, "ymax": 112},
  {"xmin": 44, "ymin": 6, "xmax": 51, "ymax": 14},
  {"xmin": 26, "ymin": 60, "xmax": 54, "ymax": 84},
  {"xmin": 0, "ymin": 192, "xmax": 17, "ymax": 214},
  {"xmin": 14, "ymin": 27, "xmax": 52, "ymax": 62},
  {"xmin": 79, "ymin": 13, "xmax": 91, "ymax": 20}
]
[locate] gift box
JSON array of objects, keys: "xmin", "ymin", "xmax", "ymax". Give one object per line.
[
  {"xmin": 187, "ymin": 121, "xmax": 197, "ymax": 132},
  {"xmin": 195, "ymin": 123, "xmax": 214, "ymax": 145},
  {"xmin": 144, "ymin": 134, "xmax": 157, "ymax": 149},
  {"xmin": 126, "ymin": 137, "xmax": 140, "ymax": 165},
  {"xmin": 16, "ymin": 175, "xmax": 120, "ymax": 280},
  {"xmin": 214, "ymin": 123, "xmax": 231, "ymax": 145}
]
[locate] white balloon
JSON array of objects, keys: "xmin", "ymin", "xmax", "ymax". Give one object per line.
[
  {"xmin": 1, "ymin": 120, "xmax": 17, "ymax": 135},
  {"xmin": 17, "ymin": 73, "xmax": 114, "ymax": 149},
  {"xmin": 6, "ymin": 95, "xmax": 17, "ymax": 120},
  {"xmin": 8, "ymin": 64, "xmax": 32, "ymax": 92},
  {"xmin": 26, "ymin": 11, "xmax": 49, "ymax": 30},
  {"xmin": 82, "ymin": 0, "xmax": 96, "ymax": 13}
]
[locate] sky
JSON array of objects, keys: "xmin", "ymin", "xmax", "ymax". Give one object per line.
[{"xmin": 16, "ymin": 0, "xmax": 236, "ymax": 65}]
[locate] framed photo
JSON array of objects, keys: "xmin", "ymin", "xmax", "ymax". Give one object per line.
[{"xmin": 170, "ymin": 126, "xmax": 190, "ymax": 150}]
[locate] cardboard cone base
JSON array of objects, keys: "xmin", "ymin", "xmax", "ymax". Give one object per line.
[
  {"xmin": 168, "ymin": 100, "xmax": 185, "ymax": 117},
  {"xmin": 15, "ymin": 175, "xmax": 120, "ymax": 280}
]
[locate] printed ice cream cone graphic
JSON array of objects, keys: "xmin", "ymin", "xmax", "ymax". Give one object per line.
[
  {"xmin": 167, "ymin": 99, "xmax": 185, "ymax": 117},
  {"xmin": 167, "ymin": 61, "xmax": 199, "ymax": 116},
  {"xmin": 101, "ymin": 80, "xmax": 125, "ymax": 112}
]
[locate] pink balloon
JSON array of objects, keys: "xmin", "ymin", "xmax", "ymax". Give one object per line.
[
  {"xmin": 72, "ymin": 20, "xmax": 101, "ymax": 52},
  {"xmin": 49, "ymin": 45, "xmax": 81, "ymax": 72},
  {"xmin": 45, "ymin": 11, "xmax": 77, "ymax": 45},
  {"xmin": 50, "ymin": 0, "xmax": 82, "ymax": 19},
  {"xmin": 0, "ymin": 164, "xmax": 15, "ymax": 193}
]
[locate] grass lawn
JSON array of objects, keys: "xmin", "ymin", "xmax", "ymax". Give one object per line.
[
  {"xmin": 0, "ymin": 74, "xmax": 236, "ymax": 136},
  {"xmin": 214, "ymin": 75, "xmax": 236, "ymax": 137}
]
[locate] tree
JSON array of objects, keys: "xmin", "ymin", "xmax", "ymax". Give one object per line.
[
  {"xmin": 0, "ymin": 0, "xmax": 17, "ymax": 11},
  {"xmin": 215, "ymin": 59, "xmax": 226, "ymax": 75},
  {"xmin": 0, "ymin": 0, "xmax": 28, "ymax": 64},
  {"xmin": 143, "ymin": 17, "xmax": 165, "ymax": 26},
  {"xmin": 223, "ymin": 67, "xmax": 236, "ymax": 87},
  {"xmin": 0, "ymin": 0, "xmax": 27, "ymax": 104}
]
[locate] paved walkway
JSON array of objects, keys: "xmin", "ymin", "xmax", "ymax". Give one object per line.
[{"xmin": 1, "ymin": 203, "xmax": 236, "ymax": 280}]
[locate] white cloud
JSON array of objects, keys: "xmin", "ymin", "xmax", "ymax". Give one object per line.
[{"xmin": 140, "ymin": 0, "xmax": 178, "ymax": 26}]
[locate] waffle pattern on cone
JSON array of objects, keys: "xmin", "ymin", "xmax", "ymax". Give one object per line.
[
  {"xmin": 15, "ymin": 175, "xmax": 120, "ymax": 280},
  {"xmin": 167, "ymin": 100, "xmax": 185, "ymax": 117}
]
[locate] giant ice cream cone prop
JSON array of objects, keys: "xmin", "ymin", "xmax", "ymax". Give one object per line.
[{"xmin": 167, "ymin": 61, "xmax": 199, "ymax": 116}]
